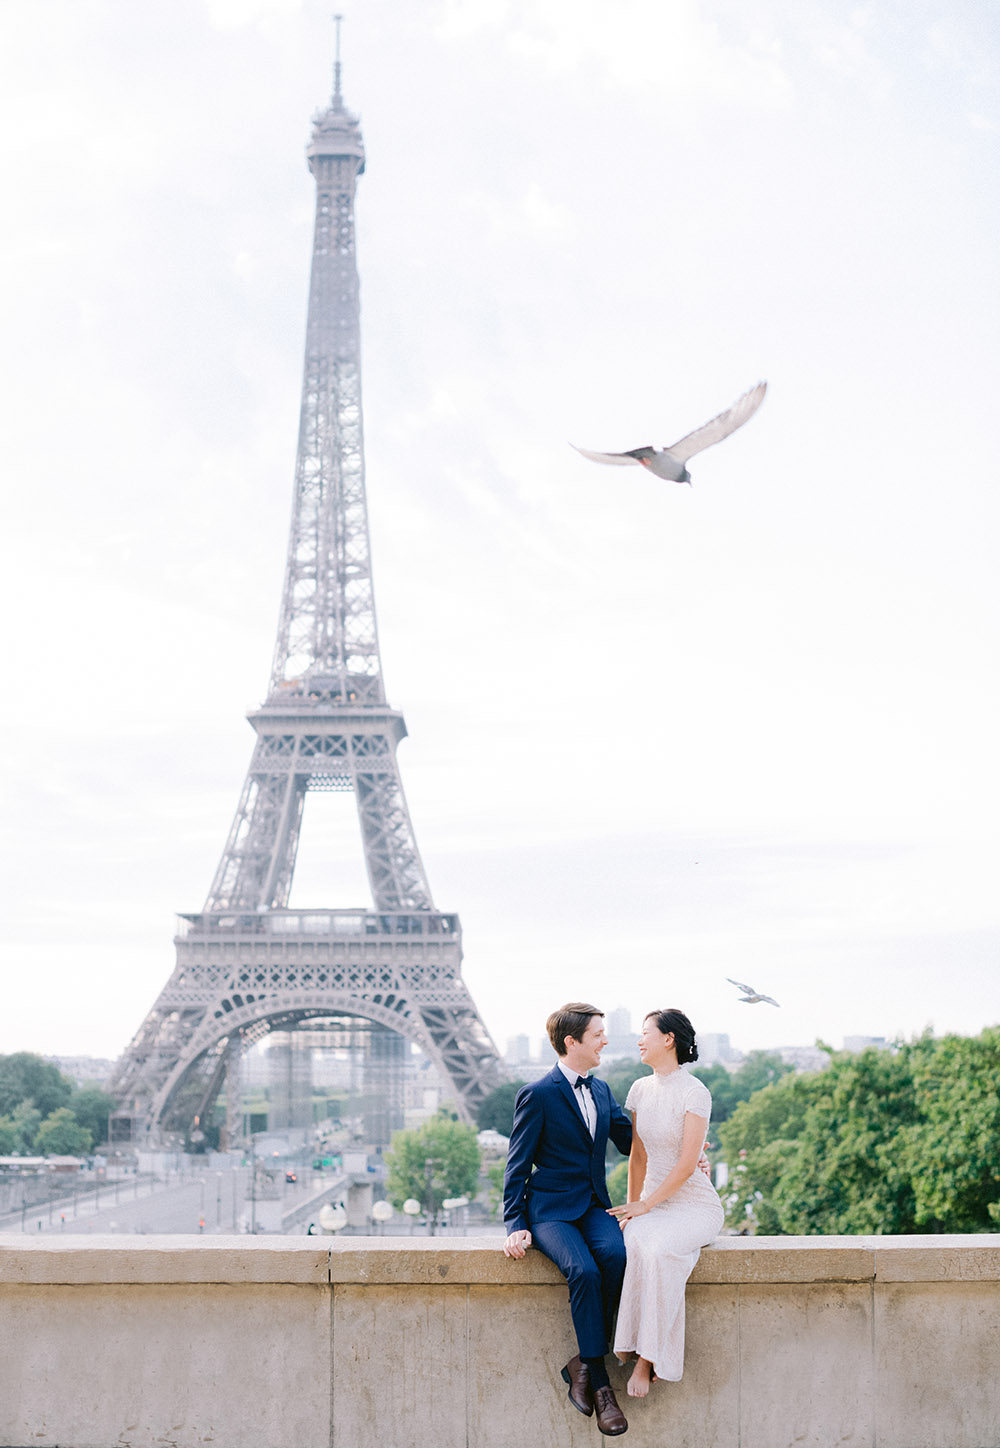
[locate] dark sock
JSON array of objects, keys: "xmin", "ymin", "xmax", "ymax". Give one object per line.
[{"xmin": 583, "ymin": 1355, "xmax": 609, "ymax": 1391}]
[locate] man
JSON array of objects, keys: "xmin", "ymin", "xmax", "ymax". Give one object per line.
[{"xmin": 503, "ymin": 1003, "xmax": 632, "ymax": 1436}]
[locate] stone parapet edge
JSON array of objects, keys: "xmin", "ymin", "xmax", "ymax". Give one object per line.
[{"xmin": 1, "ymin": 1233, "xmax": 997, "ymax": 1286}]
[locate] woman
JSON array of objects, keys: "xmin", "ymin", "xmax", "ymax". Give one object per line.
[{"xmin": 608, "ymin": 1008, "xmax": 724, "ymax": 1396}]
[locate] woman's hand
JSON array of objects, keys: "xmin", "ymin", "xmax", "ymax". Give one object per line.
[{"xmin": 607, "ymin": 1199, "xmax": 651, "ymax": 1228}]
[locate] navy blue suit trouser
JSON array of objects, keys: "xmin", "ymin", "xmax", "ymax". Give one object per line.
[{"xmin": 531, "ymin": 1201, "xmax": 627, "ymax": 1359}]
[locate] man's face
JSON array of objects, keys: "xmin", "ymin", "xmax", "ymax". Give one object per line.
[{"xmin": 567, "ymin": 1014, "xmax": 607, "ymax": 1072}]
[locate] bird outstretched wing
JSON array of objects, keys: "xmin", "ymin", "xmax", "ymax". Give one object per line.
[
  {"xmin": 570, "ymin": 444, "xmax": 647, "ymax": 467},
  {"xmin": 667, "ymin": 381, "xmax": 767, "ymax": 464},
  {"xmin": 727, "ymin": 977, "xmax": 755, "ymax": 994}
]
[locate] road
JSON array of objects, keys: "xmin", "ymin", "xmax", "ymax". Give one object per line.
[{"xmin": 0, "ymin": 1167, "xmax": 331, "ymax": 1236}]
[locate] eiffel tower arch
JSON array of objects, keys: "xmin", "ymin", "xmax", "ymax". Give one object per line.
[{"xmin": 111, "ymin": 45, "xmax": 504, "ymax": 1146}]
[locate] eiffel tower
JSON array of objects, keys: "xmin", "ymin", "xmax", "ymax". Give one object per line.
[{"xmin": 111, "ymin": 42, "xmax": 503, "ymax": 1146}]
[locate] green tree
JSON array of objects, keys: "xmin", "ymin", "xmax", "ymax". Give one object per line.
[
  {"xmin": 34, "ymin": 1108, "xmax": 93, "ymax": 1157},
  {"xmin": 718, "ymin": 1070, "xmax": 818, "ymax": 1233},
  {"xmin": 767, "ymin": 1046, "xmax": 920, "ymax": 1234},
  {"xmin": 695, "ymin": 1052, "xmax": 794, "ymax": 1128},
  {"xmin": 10, "ymin": 1101, "xmax": 43, "ymax": 1154},
  {"xmin": 486, "ymin": 1161, "xmax": 506, "ymax": 1219},
  {"xmin": 607, "ymin": 1159, "xmax": 629, "ymax": 1207},
  {"xmin": 896, "ymin": 1027, "xmax": 1000, "ymax": 1232},
  {"xmin": 475, "ymin": 1080, "xmax": 525, "ymax": 1137},
  {"xmin": 68, "ymin": 1087, "xmax": 115, "ymax": 1148},
  {"xmin": 717, "ymin": 1031, "xmax": 1000, "ymax": 1235},
  {"xmin": 386, "ymin": 1112, "xmax": 481, "ymax": 1233},
  {"xmin": 0, "ymin": 1116, "xmax": 17, "ymax": 1154},
  {"xmin": 601, "ymin": 1059, "xmax": 648, "ymax": 1105},
  {"xmin": 0, "ymin": 1053, "xmax": 72, "ymax": 1118},
  {"xmin": 602, "ymin": 1050, "xmax": 793, "ymax": 1131}
]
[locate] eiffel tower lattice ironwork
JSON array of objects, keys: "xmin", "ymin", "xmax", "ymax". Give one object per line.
[{"xmin": 111, "ymin": 53, "xmax": 503, "ymax": 1144}]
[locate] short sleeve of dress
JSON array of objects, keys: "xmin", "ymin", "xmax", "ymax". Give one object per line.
[
  {"xmin": 682, "ymin": 1072, "xmax": 712, "ymax": 1120},
  {"xmin": 624, "ymin": 1078, "xmax": 643, "ymax": 1115}
]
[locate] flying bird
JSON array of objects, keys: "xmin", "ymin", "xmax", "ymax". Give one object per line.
[
  {"xmin": 572, "ymin": 380, "xmax": 767, "ymax": 484},
  {"xmin": 728, "ymin": 977, "xmax": 780, "ymax": 1007}
]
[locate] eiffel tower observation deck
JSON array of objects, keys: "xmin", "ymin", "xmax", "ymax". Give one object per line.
[{"xmin": 111, "ymin": 41, "xmax": 504, "ymax": 1146}]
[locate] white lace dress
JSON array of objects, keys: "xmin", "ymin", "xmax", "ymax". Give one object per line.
[{"xmin": 613, "ymin": 1069, "xmax": 724, "ymax": 1381}]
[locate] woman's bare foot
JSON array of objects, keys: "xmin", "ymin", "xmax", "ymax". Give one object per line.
[{"xmin": 627, "ymin": 1357, "xmax": 654, "ymax": 1398}]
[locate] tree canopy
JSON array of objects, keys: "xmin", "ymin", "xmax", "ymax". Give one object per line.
[
  {"xmin": 475, "ymin": 1080, "xmax": 525, "ymax": 1138},
  {"xmin": 66, "ymin": 1087, "xmax": 114, "ymax": 1148},
  {"xmin": 0, "ymin": 1053, "xmax": 72, "ymax": 1119},
  {"xmin": 600, "ymin": 1058, "xmax": 647, "ymax": 1105},
  {"xmin": 601, "ymin": 1050, "xmax": 792, "ymax": 1135},
  {"xmin": 607, "ymin": 1159, "xmax": 629, "ymax": 1207},
  {"xmin": 0, "ymin": 1053, "xmax": 114, "ymax": 1155},
  {"xmin": 8, "ymin": 1102, "xmax": 43, "ymax": 1155},
  {"xmin": 33, "ymin": 1108, "xmax": 92, "ymax": 1157},
  {"xmin": 386, "ymin": 1112, "xmax": 481, "ymax": 1232},
  {"xmin": 692, "ymin": 1053, "xmax": 794, "ymax": 1129},
  {"xmin": 718, "ymin": 1029, "xmax": 1000, "ymax": 1234}
]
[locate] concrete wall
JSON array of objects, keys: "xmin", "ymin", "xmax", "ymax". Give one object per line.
[{"xmin": 1, "ymin": 1234, "xmax": 999, "ymax": 1448}]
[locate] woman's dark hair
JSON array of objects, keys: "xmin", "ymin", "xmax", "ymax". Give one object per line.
[{"xmin": 644, "ymin": 1008, "xmax": 698, "ymax": 1064}]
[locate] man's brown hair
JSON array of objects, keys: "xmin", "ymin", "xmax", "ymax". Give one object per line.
[{"xmin": 546, "ymin": 1002, "xmax": 603, "ymax": 1058}]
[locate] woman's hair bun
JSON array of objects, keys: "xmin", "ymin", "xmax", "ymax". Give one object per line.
[{"xmin": 645, "ymin": 1008, "xmax": 698, "ymax": 1064}]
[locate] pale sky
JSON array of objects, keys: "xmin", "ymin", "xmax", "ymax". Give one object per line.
[{"xmin": 1, "ymin": 0, "xmax": 998, "ymax": 1068}]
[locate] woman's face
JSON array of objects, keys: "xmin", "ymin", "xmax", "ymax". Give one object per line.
[{"xmin": 638, "ymin": 1016, "xmax": 673, "ymax": 1067}]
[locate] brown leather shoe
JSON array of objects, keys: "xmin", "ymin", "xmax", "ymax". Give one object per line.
[
  {"xmin": 593, "ymin": 1384, "xmax": 628, "ymax": 1436},
  {"xmin": 560, "ymin": 1355, "xmax": 594, "ymax": 1416}
]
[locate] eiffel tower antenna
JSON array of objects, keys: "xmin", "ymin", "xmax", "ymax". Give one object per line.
[
  {"xmin": 111, "ymin": 52, "xmax": 503, "ymax": 1148},
  {"xmin": 332, "ymin": 13, "xmax": 343, "ymax": 107}
]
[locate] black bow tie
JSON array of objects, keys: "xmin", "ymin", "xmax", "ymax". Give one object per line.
[{"xmin": 574, "ymin": 1076, "xmax": 593, "ymax": 1091}]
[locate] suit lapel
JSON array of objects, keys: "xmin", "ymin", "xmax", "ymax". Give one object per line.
[
  {"xmin": 552, "ymin": 1066, "xmax": 593, "ymax": 1146},
  {"xmin": 592, "ymin": 1078, "xmax": 609, "ymax": 1145}
]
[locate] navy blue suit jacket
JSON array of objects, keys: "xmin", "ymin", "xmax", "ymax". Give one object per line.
[{"xmin": 503, "ymin": 1065, "xmax": 633, "ymax": 1234}]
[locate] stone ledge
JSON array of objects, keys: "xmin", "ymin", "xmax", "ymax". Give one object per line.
[
  {"xmin": 690, "ymin": 1236, "xmax": 876, "ymax": 1284},
  {"xmin": 871, "ymin": 1234, "xmax": 1000, "ymax": 1281},
  {"xmin": 0, "ymin": 1235, "xmax": 329, "ymax": 1285},
  {"xmin": 2, "ymin": 1232, "xmax": 997, "ymax": 1287}
]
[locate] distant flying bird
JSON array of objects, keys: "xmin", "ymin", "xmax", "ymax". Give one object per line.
[
  {"xmin": 572, "ymin": 380, "xmax": 767, "ymax": 484},
  {"xmin": 728, "ymin": 977, "xmax": 780, "ymax": 1007}
]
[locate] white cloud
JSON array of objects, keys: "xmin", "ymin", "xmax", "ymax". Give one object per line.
[
  {"xmin": 202, "ymin": 0, "xmax": 304, "ymax": 31},
  {"xmin": 460, "ymin": 182, "xmax": 573, "ymax": 242},
  {"xmin": 432, "ymin": 0, "xmax": 793, "ymax": 110}
]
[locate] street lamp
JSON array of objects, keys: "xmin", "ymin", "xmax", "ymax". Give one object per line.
[
  {"xmin": 424, "ymin": 1156, "xmax": 444, "ymax": 1236},
  {"xmin": 318, "ymin": 1202, "xmax": 348, "ymax": 1234},
  {"xmin": 402, "ymin": 1198, "xmax": 420, "ymax": 1236},
  {"xmin": 371, "ymin": 1199, "xmax": 393, "ymax": 1236},
  {"xmin": 442, "ymin": 1196, "xmax": 469, "ymax": 1236}
]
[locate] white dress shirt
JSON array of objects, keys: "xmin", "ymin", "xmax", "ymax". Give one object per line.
[{"xmin": 558, "ymin": 1060, "xmax": 597, "ymax": 1137}]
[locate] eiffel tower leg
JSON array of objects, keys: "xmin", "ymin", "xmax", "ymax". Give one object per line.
[
  {"xmin": 206, "ymin": 772, "xmax": 305, "ymax": 913},
  {"xmin": 355, "ymin": 766, "xmax": 432, "ymax": 911},
  {"xmin": 222, "ymin": 1036, "xmax": 243, "ymax": 1152}
]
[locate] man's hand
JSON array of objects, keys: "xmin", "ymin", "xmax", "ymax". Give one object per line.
[{"xmin": 503, "ymin": 1229, "xmax": 532, "ymax": 1259}]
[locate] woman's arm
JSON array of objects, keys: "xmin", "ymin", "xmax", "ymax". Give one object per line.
[
  {"xmin": 609, "ymin": 1111, "xmax": 707, "ymax": 1225},
  {"xmin": 626, "ymin": 1111, "xmax": 646, "ymax": 1202}
]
